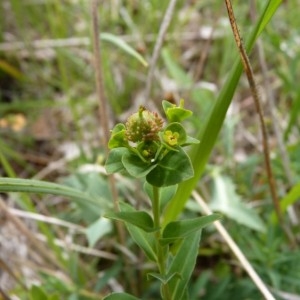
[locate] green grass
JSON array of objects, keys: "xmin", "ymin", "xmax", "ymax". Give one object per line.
[{"xmin": 0, "ymin": 1, "xmax": 300, "ymax": 299}]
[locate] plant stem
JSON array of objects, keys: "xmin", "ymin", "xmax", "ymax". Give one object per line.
[
  {"xmin": 152, "ymin": 186, "xmax": 171, "ymax": 300},
  {"xmin": 224, "ymin": 0, "xmax": 283, "ymax": 225},
  {"xmin": 152, "ymin": 185, "xmax": 160, "ymax": 230}
]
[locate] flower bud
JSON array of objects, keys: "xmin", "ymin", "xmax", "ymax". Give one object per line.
[{"xmin": 125, "ymin": 106, "xmax": 163, "ymax": 143}]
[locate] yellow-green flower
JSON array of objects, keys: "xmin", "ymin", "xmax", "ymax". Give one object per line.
[{"xmin": 164, "ymin": 130, "xmax": 179, "ymax": 146}]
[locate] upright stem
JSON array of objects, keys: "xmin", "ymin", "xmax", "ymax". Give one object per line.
[
  {"xmin": 152, "ymin": 186, "xmax": 171, "ymax": 300},
  {"xmin": 152, "ymin": 185, "xmax": 161, "ymax": 230},
  {"xmin": 224, "ymin": 0, "xmax": 283, "ymax": 225}
]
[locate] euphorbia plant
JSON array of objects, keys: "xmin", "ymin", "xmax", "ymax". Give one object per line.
[{"xmin": 104, "ymin": 100, "xmax": 220, "ymax": 300}]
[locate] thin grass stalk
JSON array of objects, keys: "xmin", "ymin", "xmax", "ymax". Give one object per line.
[
  {"xmin": 192, "ymin": 191, "xmax": 276, "ymax": 300},
  {"xmin": 225, "ymin": 0, "xmax": 296, "ymax": 245},
  {"xmin": 91, "ymin": 0, "xmax": 124, "ymax": 225},
  {"xmin": 144, "ymin": 0, "xmax": 178, "ymax": 104},
  {"xmin": 256, "ymin": 40, "xmax": 299, "ymax": 228},
  {"xmin": 163, "ymin": 1, "xmax": 282, "ymax": 225},
  {"xmin": 224, "ymin": 0, "xmax": 284, "ymax": 226},
  {"xmin": 249, "ymin": 1, "xmax": 298, "ymax": 227},
  {"xmin": 91, "ymin": 0, "xmax": 138, "ymax": 294}
]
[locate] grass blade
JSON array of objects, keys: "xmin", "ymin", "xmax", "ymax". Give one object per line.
[
  {"xmin": 0, "ymin": 177, "xmax": 99, "ymax": 206},
  {"xmin": 163, "ymin": 0, "xmax": 282, "ymax": 224},
  {"xmin": 101, "ymin": 32, "xmax": 148, "ymax": 67}
]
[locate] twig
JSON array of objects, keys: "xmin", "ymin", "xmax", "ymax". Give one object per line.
[
  {"xmin": 224, "ymin": 0, "xmax": 283, "ymax": 225},
  {"xmin": 144, "ymin": 0, "xmax": 178, "ymax": 104},
  {"xmin": 192, "ymin": 191, "xmax": 276, "ymax": 300}
]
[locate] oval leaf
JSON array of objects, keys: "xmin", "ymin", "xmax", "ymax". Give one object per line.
[
  {"xmin": 122, "ymin": 152, "xmax": 157, "ymax": 178},
  {"xmin": 146, "ymin": 147, "xmax": 193, "ymax": 187},
  {"xmin": 105, "ymin": 148, "xmax": 129, "ymax": 174}
]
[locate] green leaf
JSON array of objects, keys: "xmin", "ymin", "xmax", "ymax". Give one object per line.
[
  {"xmin": 103, "ymin": 292, "xmax": 141, "ymax": 300},
  {"xmin": 162, "ymin": 100, "xmax": 193, "ymax": 122},
  {"xmin": 210, "ymin": 174, "xmax": 266, "ymax": 232},
  {"xmin": 159, "ymin": 184, "xmax": 178, "ymax": 210},
  {"xmin": 146, "ymin": 147, "xmax": 193, "ymax": 187},
  {"xmin": 62, "ymin": 172, "xmax": 111, "ymax": 222},
  {"xmin": 48, "ymin": 295, "xmax": 60, "ymax": 300},
  {"xmin": 147, "ymin": 272, "xmax": 178, "ymax": 285},
  {"xmin": 105, "ymin": 210, "xmax": 156, "ymax": 232},
  {"xmin": 85, "ymin": 217, "xmax": 112, "ymax": 247},
  {"xmin": 101, "ymin": 32, "xmax": 148, "ymax": 67},
  {"xmin": 163, "ymin": 0, "xmax": 282, "ymax": 225},
  {"xmin": 105, "ymin": 148, "xmax": 129, "ymax": 174},
  {"xmin": 0, "ymin": 177, "xmax": 99, "ymax": 206},
  {"xmin": 30, "ymin": 285, "xmax": 48, "ymax": 300},
  {"xmin": 122, "ymin": 152, "xmax": 157, "ymax": 178},
  {"xmin": 108, "ymin": 123, "xmax": 128, "ymax": 149},
  {"xmin": 160, "ymin": 214, "xmax": 221, "ymax": 246},
  {"xmin": 162, "ymin": 49, "xmax": 193, "ymax": 88},
  {"xmin": 120, "ymin": 202, "xmax": 157, "ymax": 262},
  {"xmin": 271, "ymin": 181, "xmax": 300, "ymax": 223},
  {"xmin": 111, "ymin": 123, "xmax": 126, "ymax": 135},
  {"xmin": 182, "ymin": 135, "xmax": 200, "ymax": 146},
  {"xmin": 256, "ymin": 0, "xmax": 282, "ymax": 38},
  {"xmin": 168, "ymin": 232, "xmax": 202, "ymax": 300}
]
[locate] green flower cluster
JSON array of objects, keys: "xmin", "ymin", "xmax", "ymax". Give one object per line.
[{"xmin": 105, "ymin": 100, "xmax": 199, "ymax": 187}]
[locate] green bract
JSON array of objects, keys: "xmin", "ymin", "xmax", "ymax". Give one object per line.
[
  {"xmin": 105, "ymin": 101, "xmax": 199, "ymax": 187},
  {"xmin": 162, "ymin": 99, "xmax": 192, "ymax": 122}
]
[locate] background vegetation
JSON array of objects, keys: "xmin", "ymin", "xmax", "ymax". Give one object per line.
[{"xmin": 0, "ymin": 0, "xmax": 299, "ymax": 299}]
